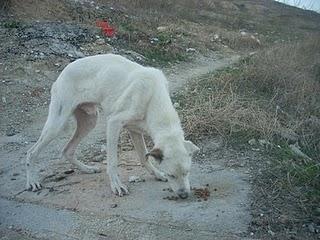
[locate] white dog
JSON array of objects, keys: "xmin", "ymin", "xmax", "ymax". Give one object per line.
[{"xmin": 26, "ymin": 54, "xmax": 199, "ymax": 198}]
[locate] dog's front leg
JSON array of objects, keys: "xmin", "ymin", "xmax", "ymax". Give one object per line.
[
  {"xmin": 106, "ymin": 116, "xmax": 129, "ymax": 196},
  {"xmin": 128, "ymin": 130, "xmax": 167, "ymax": 182}
]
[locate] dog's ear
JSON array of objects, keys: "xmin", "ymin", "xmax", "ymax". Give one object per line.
[
  {"xmin": 146, "ymin": 148, "xmax": 164, "ymax": 163},
  {"xmin": 184, "ymin": 140, "xmax": 200, "ymax": 155}
]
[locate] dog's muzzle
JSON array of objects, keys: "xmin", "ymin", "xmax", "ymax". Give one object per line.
[{"xmin": 177, "ymin": 189, "xmax": 189, "ymax": 199}]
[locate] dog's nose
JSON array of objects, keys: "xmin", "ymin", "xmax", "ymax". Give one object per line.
[{"xmin": 177, "ymin": 189, "xmax": 189, "ymax": 199}]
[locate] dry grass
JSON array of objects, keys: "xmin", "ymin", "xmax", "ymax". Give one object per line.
[
  {"xmin": 241, "ymin": 36, "xmax": 320, "ymax": 156},
  {"xmin": 177, "ymin": 36, "xmax": 320, "ymax": 158},
  {"xmin": 176, "ymin": 36, "xmax": 320, "ymax": 227},
  {"xmin": 178, "ymin": 83, "xmax": 281, "ymax": 141}
]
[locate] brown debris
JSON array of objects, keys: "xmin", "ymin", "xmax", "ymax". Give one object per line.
[{"xmin": 192, "ymin": 186, "xmax": 210, "ymax": 201}]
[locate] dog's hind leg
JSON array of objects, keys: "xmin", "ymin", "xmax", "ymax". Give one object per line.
[
  {"xmin": 128, "ymin": 130, "xmax": 167, "ymax": 181},
  {"xmin": 62, "ymin": 103, "xmax": 101, "ymax": 173},
  {"xmin": 26, "ymin": 100, "xmax": 71, "ymax": 191}
]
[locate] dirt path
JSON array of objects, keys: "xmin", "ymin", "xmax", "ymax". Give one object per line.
[{"xmin": 0, "ymin": 53, "xmax": 252, "ymax": 240}]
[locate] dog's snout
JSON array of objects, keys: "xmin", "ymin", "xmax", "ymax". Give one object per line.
[{"xmin": 177, "ymin": 189, "xmax": 189, "ymax": 199}]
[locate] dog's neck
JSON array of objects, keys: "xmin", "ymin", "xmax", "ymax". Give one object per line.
[{"xmin": 146, "ymin": 88, "xmax": 185, "ymax": 147}]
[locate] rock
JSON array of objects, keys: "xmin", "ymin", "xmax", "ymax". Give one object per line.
[
  {"xmin": 186, "ymin": 48, "xmax": 196, "ymax": 53},
  {"xmin": 289, "ymin": 143, "xmax": 312, "ymax": 160},
  {"xmin": 258, "ymin": 139, "xmax": 271, "ymax": 147},
  {"xmin": 6, "ymin": 127, "xmax": 17, "ymax": 136},
  {"xmin": 173, "ymin": 102, "xmax": 180, "ymax": 108},
  {"xmin": 122, "ymin": 50, "xmax": 146, "ymax": 63},
  {"xmin": 240, "ymin": 31, "xmax": 247, "ymax": 36},
  {"xmin": 95, "ymin": 38, "xmax": 105, "ymax": 45},
  {"xmin": 64, "ymin": 169, "xmax": 75, "ymax": 174},
  {"xmin": 248, "ymin": 139, "xmax": 256, "ymax": 145},
  {"xmin": 101, "ymin": 145, "xmax": 107, "ymax": 153},
  {"xmin": 157, "ymin": 26, "xmax": 168, "ymax": 32},
  {"xmin": 20, "ymin": 22, "xmax": 95, "ymax": 59},
  {"xmin": 129, "ymin": 175, "xmax": 145, "ymax": 183},
  {"xmin": 150, "ymin": 37, "xmax": 159, "ymax": 44},
  {"xmin": 93, "ymin": 154, "xmax": 105, "ymax": 162},
  {"xmin": 110, "ymin": 204, "xmax": 117, "ymax": 208}
]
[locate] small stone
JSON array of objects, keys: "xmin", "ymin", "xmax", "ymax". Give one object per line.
[
  {"xmin": 258, "ymin": 139, "xmax": 271, "ymax": 146},
  {"xmin": 240, "ymin": 31, "xmax": 247, "ymax": 36},
  {"xmin": 157, "ymin": 26, "xmax": 168, "ymax": 32},
  {"xmin": 128, "ymin": 175, "xmax": 144, "ymax": 183},
  {"xmin": 248, "ymin": 139, "xmax": 256, "ymax": 145},
  {"xmin": 95, "ymin": 38, "xmax": 105, "ymax": 45},
  {"xmin": 110, "ymin": 204, "xmax": 117, "ymax": 208},
  {"xmin": 186, "ymin": 48, "xmax": 196, "ymax": 53},
  {"xmin": 35, "ymin": 69, "xmax": 40, "ymax": 73},
  {"xmin": 64, "ymin": 169, "xmax": 74, "ymax": 174},
  {"xmin": 6, "ymin": 127, "xmax": 17, "ymax": 136},
  {"xmin": 101, "ymin": 145, "xmax": 107, "ymax": 152},
  {"xmin": 173, "ymin": 102, "xmax": 180, "ymax": 108}
]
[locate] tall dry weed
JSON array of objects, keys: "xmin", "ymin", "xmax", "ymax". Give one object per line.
[{"xmin": 178, "ymin": 36, "xmax": 320, "ymax": 157}]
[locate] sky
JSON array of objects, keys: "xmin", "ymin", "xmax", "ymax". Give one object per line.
[{"xmin": 275, "ymin": 0, "xmax": 320, "ymax": 12}]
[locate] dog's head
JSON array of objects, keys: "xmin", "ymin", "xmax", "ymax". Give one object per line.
[{"xmin": 146, "ymin": 140, "xmax": 199, "ymax": 199}]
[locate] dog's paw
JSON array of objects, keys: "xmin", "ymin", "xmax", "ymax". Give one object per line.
[
  {"xmin": 110, "ymin": 174, "xmax": 129, "ymax": 197},
  {"xmin": 111, "ymin": 183, "xmax": 129, "ymax": 197},
  {"xmin": 26, "ymin": 178, "xmax": 42, "ymax": 192},
  {"xmin": 154, "ymin": 172, "xmax": 168, "ymax": 182}
]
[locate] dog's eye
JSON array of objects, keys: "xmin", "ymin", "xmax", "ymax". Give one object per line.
[{"xmin": 167, "ymin": 174, "xmax": 176, "ymax": 179}]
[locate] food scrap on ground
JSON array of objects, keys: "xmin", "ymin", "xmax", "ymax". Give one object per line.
[{"xmin": 192, "ymin": 185, "xmax": 210, "ymax": 201}]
